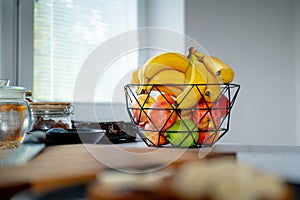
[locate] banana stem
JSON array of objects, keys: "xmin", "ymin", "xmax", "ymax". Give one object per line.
[
  {"xmin": 188, "ymin": 47, "xmax": 196, "ymax": 53},
  {"xmin": 188, "ymin": 47, "xmax": 205, "ymax": 62},
  {"xmin": 187, "ymin": 48, "xmax": 193, "ymax": 59},
  {"xmin": 188, "ymin": 47, "xmax": 196, "ymax": 58}
]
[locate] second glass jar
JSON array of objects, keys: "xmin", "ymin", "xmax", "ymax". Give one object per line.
[{"xmin": 29, "ymin": 102, "xmax": 73, "ymax": 131}]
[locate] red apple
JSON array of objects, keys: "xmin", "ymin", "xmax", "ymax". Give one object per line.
[
  {"xmin": 198, "ymin": 115, "xmax": 221, "ymax": 145},
  {"xmin": 147, "ymin": 100, "xmax": 178, "ymax": 132},
  {"xmin": 192, "ymin": 100, "xmax": 211, "ymax": 130},
  {"xmin": 212, "ymin": 94, "xmax": 230, "ymax": 118},
  {"xmin": 131, "ymin": 94, "xmax": 156, "ymax": 125},
  {"xmin": 192, "ymin": 100, "xmax": 221, "ymax": 130},
  {"xmin": 155, "ymin": 93, "xmax": 175, "ymax": 105},
  {"xmin": 198, "ymin": 130, "xmax": 220, "ymax": 145},
  {"xmin": 144, "ymin": 123, "xmax": 168, "ymax": 146}
]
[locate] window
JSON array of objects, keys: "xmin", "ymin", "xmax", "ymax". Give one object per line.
[{"xmin": 33, "ymin": 0, "xmax": 138, "ymax": 102}]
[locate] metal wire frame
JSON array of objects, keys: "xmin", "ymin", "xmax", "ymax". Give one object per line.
[{"xmin": 124, "ymin": 83, "xmax": 240, "ymax": 148}]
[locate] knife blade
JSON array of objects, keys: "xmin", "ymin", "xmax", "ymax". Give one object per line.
[{"xmin": 0, "ymin": 131, "xmax": 47, "ymax": 167}]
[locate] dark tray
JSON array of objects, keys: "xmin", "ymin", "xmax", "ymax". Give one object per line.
[{"xmin": 26, "ymin": 128, "xmax": 106, "ymax": 145}]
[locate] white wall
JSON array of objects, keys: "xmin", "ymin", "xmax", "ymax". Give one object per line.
[
  {"xmin": 141, "ymin": 0, "xmax": 185, "ymax": 33},
  {"xmin": 139, "ymin": 0, "xmax": 185, "ymax": 54},
  {"xmin": 185, "ymin": 0, "xmax": 297, "ymax": 145}
]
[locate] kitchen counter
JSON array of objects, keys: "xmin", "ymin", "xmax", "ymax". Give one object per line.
[
  {"xmin": 214, "ymin": 143, "xmax": 300, "ymax": 183},
  {"xmin": 118, "ymin": 142, "xmax": 300, "ymax": 183},
  {"xmin": 0, "ymin": 142, "xmax": 300, "ymax": 199}
]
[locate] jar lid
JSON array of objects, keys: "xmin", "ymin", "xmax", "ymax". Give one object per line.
[
  {"xmin": 0, "ymin": 86, "xmax": 28, "ymax": 98},
  {"xmin": 29, "ymin": 102, "xmax": 72, "ymax": 110}
]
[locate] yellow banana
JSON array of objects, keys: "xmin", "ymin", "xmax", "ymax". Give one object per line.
[
  {"xmin": 184, "ymin": 62, "xmax": 193, "ymax": 83},
  {"xmin": 147, "ymin": 69, "xmax": 187, "ymax": 89},
  {"xmin": 136, "ymin": 67, "xmax": 147, "ymax": 94},
  {"xmin": 193, "ymin": 48, "xmax": 235, "ymax": 83},
  {"xmin": 189, "ymin": 54, "xmax": 222, "ymax": 102},
  {"xmin": 203, "ymin": 56, "xmax": 235, "ymax": 83},
  {"xmin": 176, "ymin": 64, "xmax": 207, "ymax": 109},
  {"xmin": 137, "ymin": 52, "xmax": 190, "ymax": 94},
  {"xmin": 141, "ymin": 52, "xmax": 190, "ymax": 82},
  {"xmin": 131, "ymin": 69, "xmax": 139, "ymax": 84},
  {"xmin": 145, "ymin": 69, "xmax": 186, "ymax": 97}
]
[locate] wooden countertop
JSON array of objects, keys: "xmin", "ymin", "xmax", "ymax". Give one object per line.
[
  {"xmin": 0, "ymin": 143, "xmax": 235, "ymax": 199},
  {"xmin": 1, "ymin": 142, "xmax": 300, "ymax": 199}
]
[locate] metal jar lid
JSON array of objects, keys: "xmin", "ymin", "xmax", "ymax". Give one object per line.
[{"xmin": 0, "ymin": 86, "xmax": 28, "ymax": 99}]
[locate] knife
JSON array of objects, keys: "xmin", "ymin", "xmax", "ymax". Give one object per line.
[{"xmin": 0, "ymin": 131, "xmax": 47, "ymax": 167}]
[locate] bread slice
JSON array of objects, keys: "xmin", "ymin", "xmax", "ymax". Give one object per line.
[{"xmin": 88, "ymin": 158, "xmax": 293, "ymax": 200}]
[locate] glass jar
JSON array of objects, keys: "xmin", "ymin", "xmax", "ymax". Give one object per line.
[
  {"xmin": 29, "ymin": 102, "xmax": 73, "ymax": 131},
  {"xmin": 0, "ymin": 86, "xmax": 31, "ymax": 149}
]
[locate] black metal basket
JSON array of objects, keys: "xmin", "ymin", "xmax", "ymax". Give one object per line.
[{"xmin": 124, "ymin": 83, "xmax": 240, "ymax": 148}]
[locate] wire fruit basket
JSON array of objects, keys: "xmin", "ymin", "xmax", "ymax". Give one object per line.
[{"xmin": 124, "ymin": 83, "xmax": 240, "ymax": 148}]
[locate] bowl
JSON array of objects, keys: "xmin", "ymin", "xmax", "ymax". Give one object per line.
[{"xmin": 124, "ymin": 83, "xmax": 240, "ymax": 148}]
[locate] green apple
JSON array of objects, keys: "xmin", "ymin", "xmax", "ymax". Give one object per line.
[{"xmin": 165, "ymin": 119, "xmax": 199, "ymax": 147}]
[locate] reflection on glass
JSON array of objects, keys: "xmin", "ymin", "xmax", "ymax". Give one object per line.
[{"xmin": 0, "ymin": 79, "xmax": 10, "ymax": 86}]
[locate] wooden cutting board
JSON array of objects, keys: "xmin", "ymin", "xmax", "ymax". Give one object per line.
[{"xmin": 0, "ymin": 144, "xmax": 235, "ymax": 198}]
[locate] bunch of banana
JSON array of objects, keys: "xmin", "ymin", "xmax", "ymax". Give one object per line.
[
  {"xmin": 130, "ymin": 48, "xmax": 235, "ymax": 108},
  {"xmin": 134, "ymin": 52, "xmax": 191, "ymax": 96},
  {"xmin": 191, "ymin": 47, "xmax": 235, "ymax": 84}
]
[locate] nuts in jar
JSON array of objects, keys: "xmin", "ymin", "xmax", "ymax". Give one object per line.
[{"xmin": 29, "ymin": 102, "xmax": 73, "ymax": 131}]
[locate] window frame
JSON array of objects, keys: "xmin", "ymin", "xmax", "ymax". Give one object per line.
[{"xmin": 18, "ymin": 0, "xmax": 34, "ymax": 89}]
